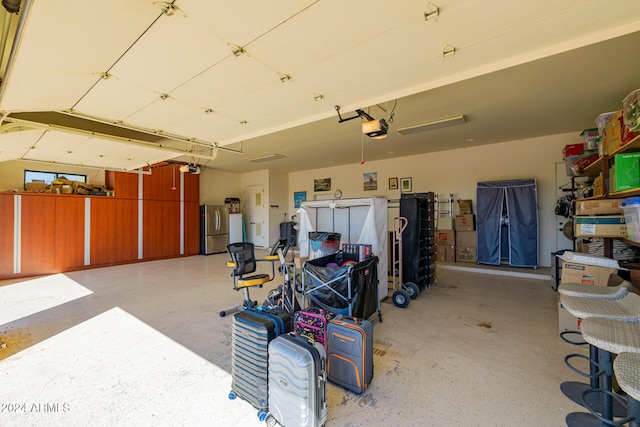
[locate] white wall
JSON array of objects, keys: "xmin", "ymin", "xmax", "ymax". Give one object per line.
[
  {"xmin": 0, "ymin": 160, "xmax": 105, "ymax": 191},
  {"xmin": 288, "ymin": 133, "xmax": 577, "ymax": 267},
  {"xmin": 199, "ymin": 168, "xmax": 241, "ymax": 205},
  {"xmin": 268, "ymin": 170, "xmax": 289, "ymax": 246}
]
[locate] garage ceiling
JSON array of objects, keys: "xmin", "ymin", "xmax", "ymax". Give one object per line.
[{"xmin": 0, "ymin": 0, "xmax": 639, "ymax": 172}]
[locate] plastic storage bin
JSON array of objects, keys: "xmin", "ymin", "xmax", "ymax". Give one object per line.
[
  {"xmin": 621, "ymin": 197, "xmax": 640, "ymax": 242},
  {"xmin": 308, "ymin": 232, "xmax": 341, "ymax": 259},
  {"xmin": 580, "ymin": 128, "xmax": 600, "ymax": 149},
  {"xmin": 623, "ymin": 89, "xmax": 640, "ymax": 132},
  {"xmin": 595, "ymin": 111, "xmax": 616, "ymax": 136}
]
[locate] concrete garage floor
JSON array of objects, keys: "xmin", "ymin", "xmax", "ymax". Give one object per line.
[{"xmin": 0, "ymin": 253, "xmax": 588, "ymax": 426}]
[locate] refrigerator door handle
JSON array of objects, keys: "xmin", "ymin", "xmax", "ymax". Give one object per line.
[{"xmin": 216, "ymin": 209, "xmax": 220, "ymax": 231}]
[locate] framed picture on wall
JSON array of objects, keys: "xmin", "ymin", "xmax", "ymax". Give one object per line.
[
  {"xmin": 363, "ymin": 172, "xmax": 377, "ymax": 191},
  {"xmin": 400, "ymin": 177, "xmax": 412, "ymax": 193},
  {"xmin": 294, "ymin": 191, "xmax": 307, "ymax": 208},
  {"xmin": 389, "ymin": 177, "xmax": 398, "ymax": 190},
  {"xmin": 314, "ymin": 178, "xmax": 331, "ymax": 192}
]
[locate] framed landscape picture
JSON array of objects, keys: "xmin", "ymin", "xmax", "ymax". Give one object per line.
[
  {"xmin": 400, "ymin": 177, "xmax": 412, "ymax": 193},
  {"xmin": 314, "ymin": 178, "xmax": 331, "ymax": 192}
]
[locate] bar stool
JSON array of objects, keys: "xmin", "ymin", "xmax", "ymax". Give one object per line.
[
  {"xmin": 613, "ymin": 352, "xmax": 640, "ymax": 427},
  {"xmin": 557, "ymin": 283, "xmax": 635, "ymax": 411},
  {"xmin": 558, "ymin": 280, "xmax": 632, "ymax": 299},
  {"xmin": 560, "ymin": 294, "xmax": 640, "ymax": 426}
]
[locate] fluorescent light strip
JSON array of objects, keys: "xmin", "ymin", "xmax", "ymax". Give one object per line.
[
  {"xmin": 397, "ymin": 115, "xmax": 466, "ymax": 135},
  {"xmin": 249, "ymin": 153, "xmax": 285, "ymax": 162}
]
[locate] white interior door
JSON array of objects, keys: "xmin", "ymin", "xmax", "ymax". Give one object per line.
[
  {"xmin": 555, "ymin": 162, "xmax": 574, "ymax": 251},
  {"xmin": 243, "ymin": 185, "xmax": 267, "ymax": 248}
]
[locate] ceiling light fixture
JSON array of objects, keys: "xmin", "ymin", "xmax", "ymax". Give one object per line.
[
  {"xmin": 248, "ymin": 153, "xmax": 285, "ymax": 163},
  {"xmin": 397, "ymin": 115, "xmax": 466, "ymax": 135}
]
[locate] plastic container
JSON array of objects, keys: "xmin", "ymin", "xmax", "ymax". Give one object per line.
[
  {"xmin": 580, "ymin": 128, "xmax": 600, "ymax": 149},
  {"xmin": 595, "ymin": 111, "xmax": 616, "ymax": 136},
  {"xmin": 308, "ymin": 232, "xmax": 341, "ymax": 259},
  {"xmin": 623, "ymin": 89, "xmax": 640, "ymax": 132},
  {"xmin": 621, "ymin": 197, "xmax": 640, "ymax": 242}
]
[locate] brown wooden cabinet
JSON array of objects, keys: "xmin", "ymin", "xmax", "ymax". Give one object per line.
[
  {"xmin": 54, "ymin": 196, "xmax": 85, "ymax": 271},
  {"xmin": 183, "ymin": 170, "xmax": 200, "ymax": 202},
  {"xmin": 162, "ymin": 201, "xmax": 181, "ymax": 257},
  {"xmin": 90, "ymin": 197, "xmax": 116, "ymax": 266},
  {"xmin": 143, "ymin": 168, "xmax": 164, "ymax": 201},
  {"xmin": 184, "ymin": 201, "xmax": 200, "ymax": 255},
  {"xmin": 105, "ymin": 170, "xmax": 138, "ymax": 199},
  {"xmin": 115, "ymin": 199, "xmax": 138, "ymax": 263},
  {"xmin": 21, "ymin": 195, "xmax": 56, "ymax": 275},
  {"xmin": 143, "ymin": 200, "xmax": 163, "ymax": 259},
  {"xmin": 162, "ymin": 166, "xmax": 181, "ymax": 201},
  {"xmin": 0, "ymin": 194, "xmax": 14, "ymax": 276}
]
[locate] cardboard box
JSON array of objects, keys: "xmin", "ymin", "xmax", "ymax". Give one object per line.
[
  {"xmin": 75, "ymin": 184, "xmax": 89, "ymax": 195},
  {"xmin": 603, "ymin": 110, "xmax": 623, "ymax": 155},
  {"xmin": 436, "ymin": 245, "xmax": 455, "ymax": 263},
  {"xmin": 574, "ymin": 215, "xmax": 627, "ymax": 238},
  {"xmin": 60, "ymin": 184, "xmax": 73, "ymax": 194},
  {"xmin": 455, "ymin": 214, "xmax": 475, "ymax": 231},
  {"xmin": 25, "ymin": 181, "xmax": 46, "ymax": 191},
  {"xmin": 457, "ymin": 199, "xmax": 473, "ymax": 215},
  {"xmin": 456, "ymin": 246, "xmax": 476, "ymax": 263},
  {"xmin": 455, "ymin": 231, "xmax": 476, "ymax": 248},
  {"xmin": 558, "ymin": 301, "xmax": 582, "ymax": 340},
  {"xmin": 436, "ymin": 229, "xmax": 455, "ymax": 245},
  {"xmin": 574, "ymin": 199, "xmax": 623, "ymax": 215},
  {"xmin": 614, "ymin": 152, "xmax": 640, "ymax": 191},
  {"xmin": 559, "ymin": 260, "xmax": 617, "ymax": 286},
  {"xmin": 437, "ymin": 217, "xmax": 453, "ymax": 230}
]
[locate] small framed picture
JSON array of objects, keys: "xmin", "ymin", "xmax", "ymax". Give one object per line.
[
  {"xmin": 400, "ymin": 177, "xmax": 412, "ymax": 193},
  {"xmin": 363, "ymin": 172, "xmax": 377, "ymax": 191},
  {"xmin": 389, "ymin": 177, "xmax": 398, "ymax": 190},
  {"xmin": 294, "ymin": 191, "xmax": 307, "ymax": 208},
  {"xmin": 314, "ymin": 178, "xmax": 331, "ymax": 192}
]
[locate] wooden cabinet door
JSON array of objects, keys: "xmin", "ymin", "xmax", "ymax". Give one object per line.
[
  {"xmin": 115, "ymin": 199, "xmax": 138, "ymax": 262},
  {"xmin": 21, "ymin": 195, "xmax": 56, "ymax": 275},
  {"xmin": 143, "ymin": 200, "xmax": 163, "ymax": 259},
  {"xmin": 162, "ymin": 201, "xmax": 180, "ymax": 257},
  {"xmin": 183, "ymin": 171, "xmax": 200, "ymax": 202},
  {"xmin": 54, "ymin": 196, "xmax": 85, "ymax": 271},
  {"xmin": 143, "ymin": 168, "xmax": 164, "ymax": 201},
  {"xmin": 0, "ymin": 194, "xmax": 14, "ymax": 277},
  {"xmin": 106, "ymin": 171, "xmax": 139, "ymax": 199},
  {"xmin": 162, "ymin": 165, "xmax": 181, "ymax": 201},
  {"xmin": 90, "ymin": 197, "xmax": 116, "ymax": 265},
  {"xmin": 184, "ymin": 201, "xmax": 200, "ymax": 255}
]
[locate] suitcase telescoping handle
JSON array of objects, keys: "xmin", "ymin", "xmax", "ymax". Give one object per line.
[{"xmin": 334, "ymin": 314, "xmax": 360, "ymax": 324}]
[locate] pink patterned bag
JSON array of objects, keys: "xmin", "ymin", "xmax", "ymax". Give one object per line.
[{"xmin": 293, "ymin": 307, "xmax": 335, "ymax": 348}]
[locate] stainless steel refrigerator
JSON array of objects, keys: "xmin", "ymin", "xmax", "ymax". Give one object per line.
[{"xmin": 200, "ymin": 204, "xmax": 229, "ymax": 255}]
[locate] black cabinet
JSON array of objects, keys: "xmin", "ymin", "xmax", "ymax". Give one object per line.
[{"xmin": 400, "ymin": 192, "xmax": 436, "ymax": 290}]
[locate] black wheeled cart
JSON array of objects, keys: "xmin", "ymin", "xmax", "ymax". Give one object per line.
[{"xmin": 301, "ymin": 252, "xmax": 382, "ymax": 322}]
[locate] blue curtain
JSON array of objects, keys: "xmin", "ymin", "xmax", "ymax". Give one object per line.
[{"xmin": 476, "ymin": 179, "xmax": 538, "ymax": 267}]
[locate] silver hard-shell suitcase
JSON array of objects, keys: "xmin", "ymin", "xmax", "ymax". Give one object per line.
[{"xmin": 266, "ymin": 333, "xmax": 327, "ymax": 427}]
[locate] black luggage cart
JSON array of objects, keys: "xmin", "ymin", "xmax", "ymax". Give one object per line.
[{"xmin": 301, "ymin": 252, "xmax": 382, "ymax": 322}]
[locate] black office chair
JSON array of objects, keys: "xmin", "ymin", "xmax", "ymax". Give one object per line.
[{"xmin": 219, "ymin": 242, "xmax": 275, "ymax": 318}]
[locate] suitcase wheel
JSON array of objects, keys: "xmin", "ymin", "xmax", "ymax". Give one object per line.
[
  {"xmin": 266, "ymin": 415, "xmax": 277, "ymax": 427},
  {"xmin": 228, "ymin": 390, "xmax": 236, "ymax": 400},
  {"xmin": 257, "ymin": 410, "xmax": 267, "ymax": 421}
]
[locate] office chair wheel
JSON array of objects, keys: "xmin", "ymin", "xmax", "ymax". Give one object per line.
[{"xmin": 219, "ymin": 310, "xmax": 227, "ymax": 318}]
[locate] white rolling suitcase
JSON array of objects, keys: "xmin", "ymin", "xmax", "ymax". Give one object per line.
[{"xmin": 266, "ymin": 333, "xmax": 327, "ymax": 427}]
